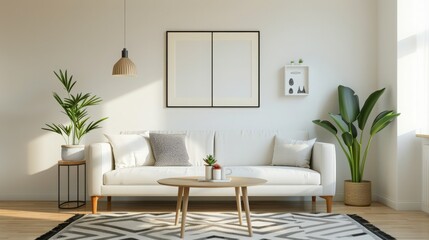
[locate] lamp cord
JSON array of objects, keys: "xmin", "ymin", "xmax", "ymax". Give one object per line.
[{"xmin": 124, "ymin": 0, "xmax": 127, "ymax": 48}]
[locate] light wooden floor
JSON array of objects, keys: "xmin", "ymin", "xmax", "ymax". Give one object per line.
[{"xmin": 0, "ymin": 200, "xmax": 428, "ymax": 239}]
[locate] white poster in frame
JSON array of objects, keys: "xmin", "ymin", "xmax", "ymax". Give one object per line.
[
  {"xmin": 212, "ymin": 32, "xmax": 259, "ymax": 107},
  {"xmin": 166, "ymin": 31, "xmax": 260, "ymax": 108},
  {"xmin": 167, "ymin": 32, "xmax": 212, "ymax": 107}
]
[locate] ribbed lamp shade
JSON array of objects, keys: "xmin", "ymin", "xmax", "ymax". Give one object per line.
[{"xmin": 112, "ymin": 48, "xmax": 137, "ymax": 76}]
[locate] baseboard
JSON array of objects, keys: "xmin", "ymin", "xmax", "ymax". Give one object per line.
[
  {"xmin": 333, "ymin": 193, "xmax": 343, "ymax": 202},
  {"xmin": 396, "ymin": 201, "xmax": 421, "ymax": 210},
  {"xmin": 0, "ymin": 193, "xmax": 58, "ymax": 201},
  {"xmin": 422, "ymin": 204, "xmax": 429, "ymax": 213},
  {"xmin": 376, "ymin": 194, "xmax": 421, "ymax": 210}
]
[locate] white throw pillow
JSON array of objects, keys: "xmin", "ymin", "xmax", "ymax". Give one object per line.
[
  {"xmin": 272, "ymin": 137, "xmax": 316, "ymax": 168},
  {"xmin": 104, "ymin": 133, "xmax": 155, "ymax": 169}
]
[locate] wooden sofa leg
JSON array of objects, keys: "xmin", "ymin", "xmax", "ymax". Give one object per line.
[
  {"xmin": 91, "ymin": 196, "xmax": 101, "ymax": 214},
  {"xmin": 320, "ymin": 196, "xmax": 333, "ymax": 213}
]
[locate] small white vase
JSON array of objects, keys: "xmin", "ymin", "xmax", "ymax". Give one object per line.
[
  {"xmin": 205, "ymin": 166, "xmax": 213, "ymax": 180},
  {"xmin": 61, "ymin": 145, "xmax": 85, "ymax": 161},
  {"xmin": 212, "ymin": 169, "xmax": 222, "ymax": 180}
]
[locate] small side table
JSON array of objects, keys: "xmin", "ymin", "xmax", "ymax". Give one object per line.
[{"xmin": 58, "ymin": 160, "xmax": 86, "ymax": 209}]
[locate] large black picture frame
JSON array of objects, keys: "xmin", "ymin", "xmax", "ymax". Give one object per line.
[{"xmin": 166, "ymin": 31, "xmax": 260, "ymax": 108}]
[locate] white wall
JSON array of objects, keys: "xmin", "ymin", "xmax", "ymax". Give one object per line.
[
  {"xmin": 0, "ymin": 0, "xmax": 378, "ymax": 200},
  {"xmin": 376, "ymin": 0, "xmax": 422, "ymax": 210},
  {"xmin": 396, "ymin": 0, "xmax": 422, "ymax": 210},
  {"xmin": 376, "ymin": 0, "xmax": 399, "ymax": 209}
]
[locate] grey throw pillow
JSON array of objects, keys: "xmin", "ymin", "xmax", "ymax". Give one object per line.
[{"xmin": 149, "ymin": 133, "xmax": 191, "ymax": 166}]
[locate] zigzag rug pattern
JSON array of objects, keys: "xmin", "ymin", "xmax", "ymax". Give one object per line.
[{"xmin": 39, "ymin": 212, "xmax": 395, "ymax": 240}]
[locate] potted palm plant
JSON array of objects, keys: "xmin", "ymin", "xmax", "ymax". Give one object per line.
[
  {"xmin": 313, "ymin": 85, "xmax": 399, "ymax": 206},
  {"xmin": 42, "ymin": 70, "xmax": 108, "ymax": 160}
]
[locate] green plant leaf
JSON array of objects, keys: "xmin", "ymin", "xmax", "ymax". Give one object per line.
[
  {"xmin": 42, "ymin": 123, "xmax": 63, "ymax": 134},
  {"xmin": 54, "ymin": 69, "xmax": 76, "ymax": 93},
  {"xmin": 53, "ymin": 93, "xmax": 64, "ymax": 106},
  {"xmin": 203, "ymin": 154, "xmax": 217, "ymax": 166},
  {"xmin": 370, "ymin": 111, "xmax": 400, "ymax": 135},
  {"xmin": 42, "ymin": 123, "xmax": 72, "ymax": 137},
  {"xmin": 338, "ymin": 85, "xmax": 360, "ymax": 123},
  {"xmin": 342, "ymin": 132, "xmax": 353, "ymax": 147},
  {"xmin": 312, "ymin": 120, "xmax": 337, "ymax": 135},
  {"xmin": 329, "ymin": 113, "xmax": 348, "ymax": 133},
  {"xmin": 358, "ymin": 88, "xmax": 385, "ymax": 130},
  {"xmin": 58, "ymin": 124, "xmax": 72, "ymax": 136},
  {"xmin": 84, "ymin": 117, "xmax": 108, "ymax": 133},
  {"xmin": 352, "ymin": 139, "xmax": 361, "ymax": 182},
  {"xmin": 351, "ymin": 123, "xmax": 358, "ymax": 138}
]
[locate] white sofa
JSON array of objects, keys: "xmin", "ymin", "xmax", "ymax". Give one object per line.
[{"xmin": 88, "ymin": 130, "xmax": 336, "ymax": 213}]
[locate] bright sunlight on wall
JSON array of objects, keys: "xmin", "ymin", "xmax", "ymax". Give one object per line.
[{"xmin": 398, "ymin": 0, "xmax": 429, "ymax": 134}]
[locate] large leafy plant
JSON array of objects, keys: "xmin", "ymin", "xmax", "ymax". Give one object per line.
[
  {"xmin": 42, "ymin": 70, "xmax": 108, "ymax": 145},
  {"xmin": 313, "ymin": 85, "xmax": 399, "ymax": 182}
]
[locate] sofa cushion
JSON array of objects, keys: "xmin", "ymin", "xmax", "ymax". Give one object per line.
[
  {"xmin": 214, "ymin": 130, "xmax": 277, "ymax": 166},
  {"xmin": 104, "ymin": 166, "xmax": 203, "ymax": 185},
  {"xmin": 272, "ymin": 137, "xmax": 316, "ymax": 168},
  {"xmin": 149, "ymin": 133, "xmax": 191, "ymax": 166},
  {"xmin": 103, "ymin": 166, "xmax": 320, "ymax": 185},
  {"xmin": 121, "ymin": 130, "xmax": 215, "ymax": 166},
  {"xmin": 104, "ymin": 133, "xmax": 154, "ymax": 169},
  {"xmin": 214, "ymin": 130, "xmax": 309, "ymax": 166},
  {"xmin": 228, "ymin": 166, "xmax": 320, "ymax": 185}
]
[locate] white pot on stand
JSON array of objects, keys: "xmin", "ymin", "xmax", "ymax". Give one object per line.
[{"xmin": 61, "ymin": 145, "xmax": 85, "ymax": 161}]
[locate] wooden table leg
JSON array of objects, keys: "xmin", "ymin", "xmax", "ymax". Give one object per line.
[
  {"xmin": 181, "ymin": 187, "xmax": 190, "ymax": 239},
  {"xmin": 241, "ymin": 186, "xmax": 252, "ymax": 237},
  {"xmin": 175, "ymin": 187, "xmax": 184, "ymax": 225},
  {"xmin": 235, "ymin": 187, "xmax": 242, "ymax": 225}
]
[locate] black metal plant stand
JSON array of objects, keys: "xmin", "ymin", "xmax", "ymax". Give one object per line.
[{"xmin": 58, "ymin": 160, "xmax": 86, "ymax": 209}]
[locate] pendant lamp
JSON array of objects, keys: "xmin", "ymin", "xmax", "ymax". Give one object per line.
[{"xmin": 113, "ymin": 0, "xmax": 137, "ymax": 76}]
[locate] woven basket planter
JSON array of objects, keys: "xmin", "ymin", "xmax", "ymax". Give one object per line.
[{"xmin": 344, "ymin": 180, "xmax": 371, "ymax": 206}]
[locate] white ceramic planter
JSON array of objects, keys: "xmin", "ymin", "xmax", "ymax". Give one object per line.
[
  {"xmin": 205, "ymin": 166, "xmax": 213, "ymax": 180},
  {"xmin": 61, "ymin": 145, "xmax": 85, "ymax": 161}
]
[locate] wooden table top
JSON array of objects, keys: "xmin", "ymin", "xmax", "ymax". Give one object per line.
[
  {"xmin": 157, "ymin": 176, "xmax": 267, "ymax": 188},
  {"xmin": 58, "ymin": 160, "xmax": 86, "ymax": 165}
]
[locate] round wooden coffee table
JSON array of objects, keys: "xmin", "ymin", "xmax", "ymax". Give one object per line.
[{"xmin": 157, "ymin": 176, "xmax": 266, "ymax": 238}]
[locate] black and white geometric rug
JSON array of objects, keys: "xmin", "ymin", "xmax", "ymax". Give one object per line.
[{"xmin": 38, "ymin": 212, "xmax": 395, "ymax": 240}]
